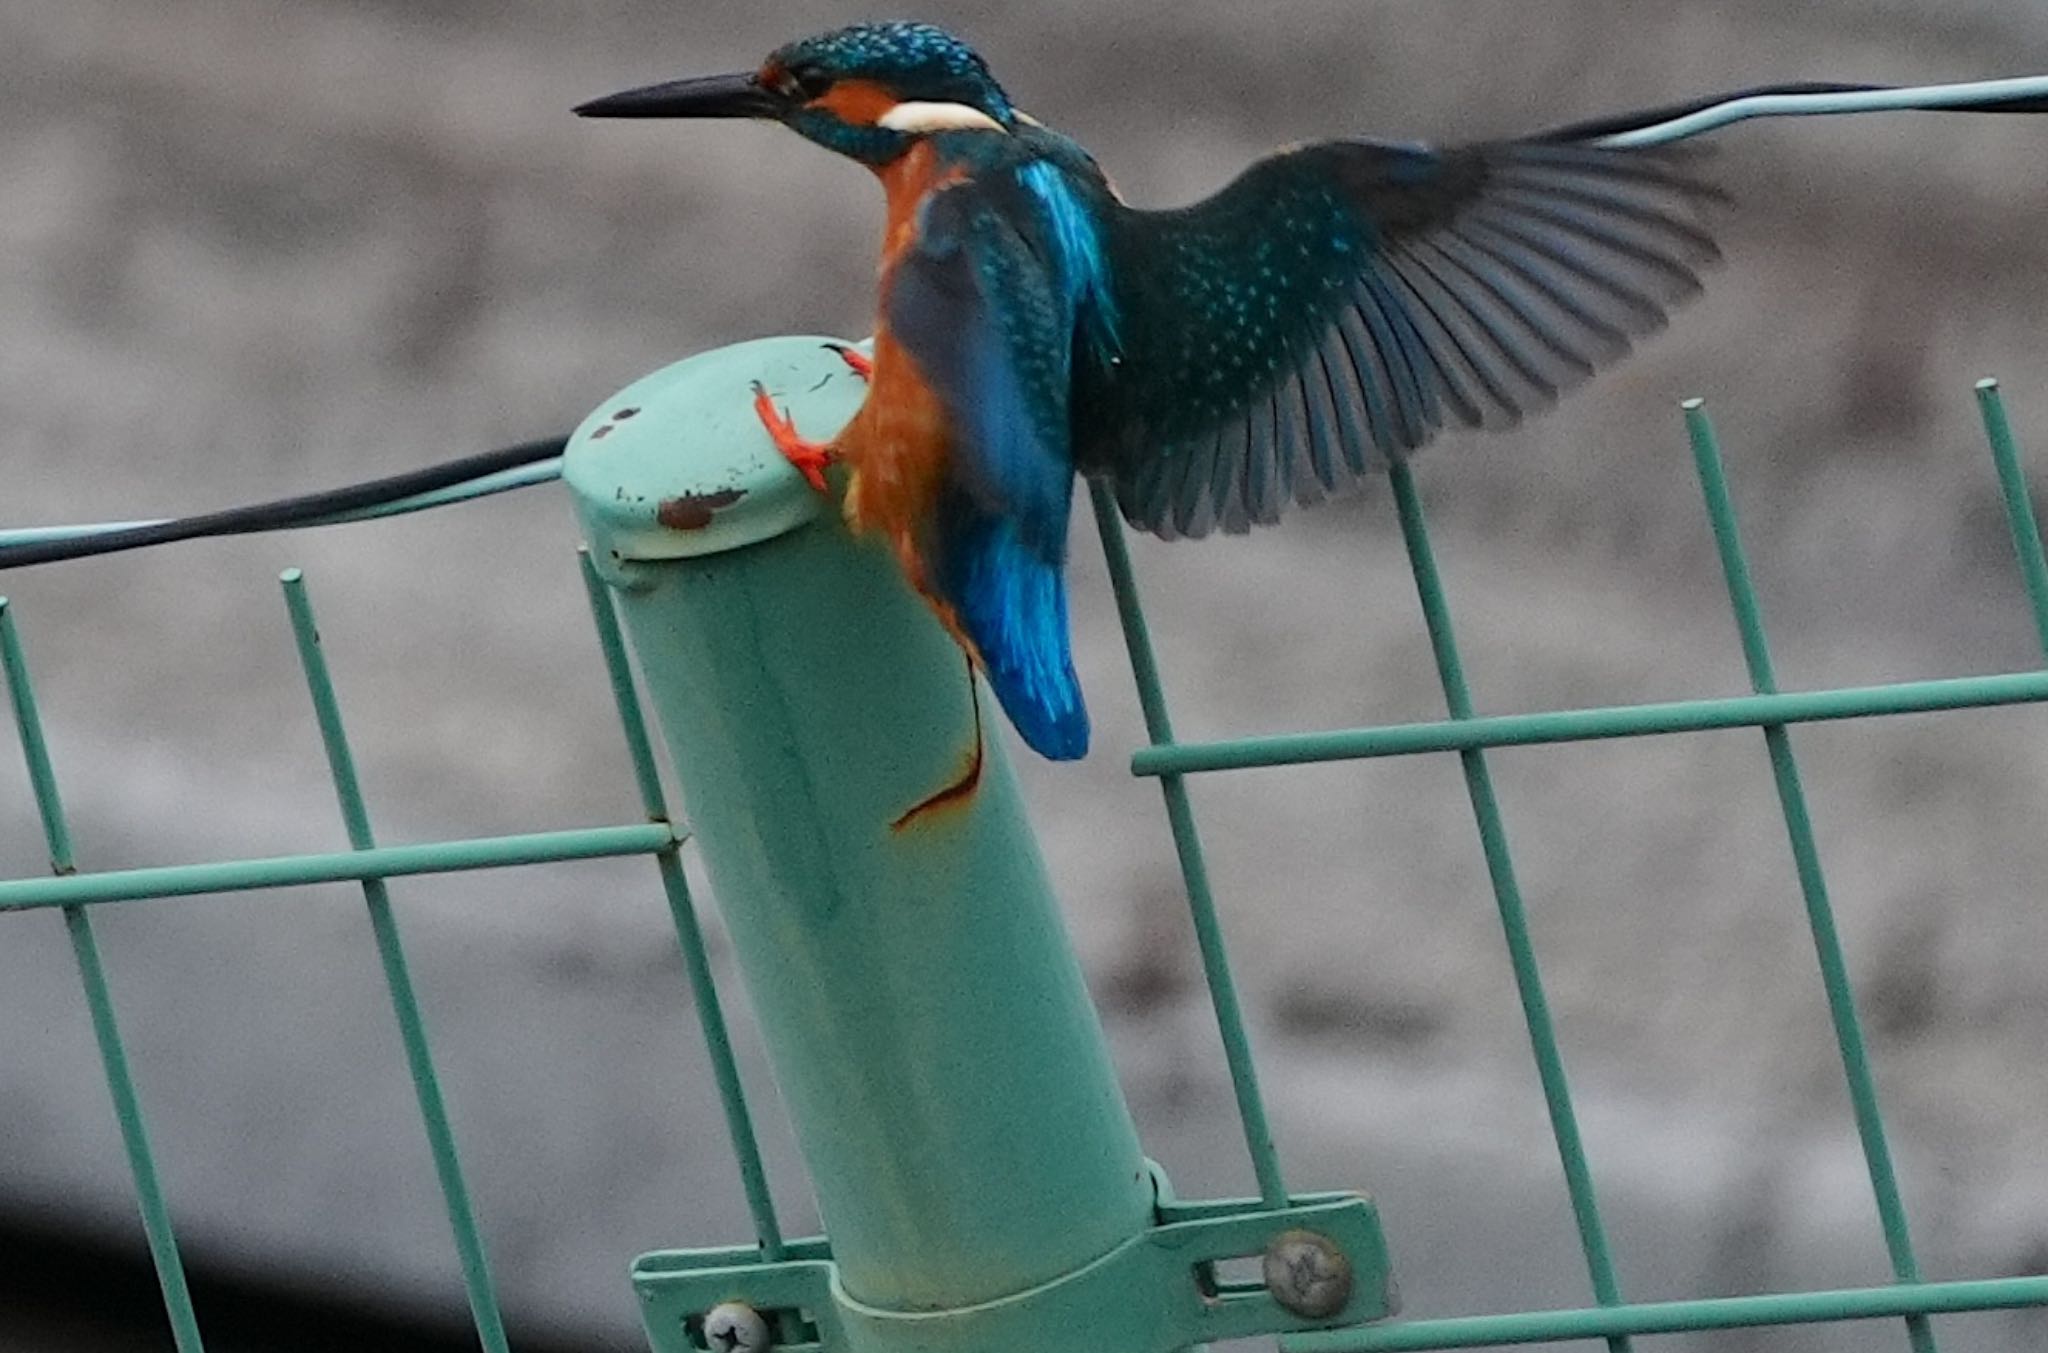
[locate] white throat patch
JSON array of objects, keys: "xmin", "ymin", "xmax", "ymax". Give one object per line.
[{"xmin": 877, "ymin": 101, "xmax": 1007, "ymax": 134}]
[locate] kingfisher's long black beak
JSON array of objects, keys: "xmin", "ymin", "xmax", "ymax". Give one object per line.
[{"xmin": 574, "ymin": 72, "xmax": 785, "ymax": 120}]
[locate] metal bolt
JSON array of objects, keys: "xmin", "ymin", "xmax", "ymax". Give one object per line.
[
  {"xmin": 1262, "ymin": 1228, "xmax": 1353, "ymax": 1320},
  {"xmin": 702, "ymin": 1301, "xmax": 772, "ymax": 1353}
]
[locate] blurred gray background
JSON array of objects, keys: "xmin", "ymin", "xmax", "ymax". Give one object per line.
[{"xmin": 5, "ymin": 1, "xmax": 2048, "ymax": 1350}]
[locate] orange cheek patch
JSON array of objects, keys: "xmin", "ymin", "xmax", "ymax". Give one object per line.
[{"xmin": 811, "ymin": 79, "xmax": 900, "ymax": 126}]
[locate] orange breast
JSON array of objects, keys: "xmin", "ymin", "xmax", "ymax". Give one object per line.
[
  {"xmin": 835, "ymin": 141, "xmax": 969, "ymax": 600},
  {"xmin": 875, "ymin": 139, "xmax": 966, "ymax": 279}
]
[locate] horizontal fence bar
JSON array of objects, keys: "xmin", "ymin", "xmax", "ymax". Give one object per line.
[
  {"xmin": 1133, "ymin": 670, "xmax": 2048, "ymax": 776},
  {"xmin": 1285, "ymin": 1274, "xmax": 2048, "ymax": 1351},
  {"xmin": 0, "ymin": 822, "xmax": 678, "ymax": 911}
]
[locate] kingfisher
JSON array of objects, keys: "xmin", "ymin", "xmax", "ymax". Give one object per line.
[{"xmin": 577, "ymin": 22, "xmax": 1722, "ymax": 766}]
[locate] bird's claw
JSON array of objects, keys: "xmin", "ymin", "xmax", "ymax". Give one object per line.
[
  {"xmin": 751, "ymin": 380, "xmax": 835, "ymax": 493},
  {"xmin": 823, "ymin": 343, "xmax": 874, "ymax": 381}
]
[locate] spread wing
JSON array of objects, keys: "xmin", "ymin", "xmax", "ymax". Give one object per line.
[
  {"xmin": 1081, "ymin": 138, "xmax": 1725, "ymax": 539},
  {"xmin": 885, "ymin": 172, "xmax": 1091, "ymax": 759}
]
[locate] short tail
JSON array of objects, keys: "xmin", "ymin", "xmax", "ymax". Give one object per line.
[{"xmin": 931, "ymin": 491, "xmax": 1089, "ymax": 761}]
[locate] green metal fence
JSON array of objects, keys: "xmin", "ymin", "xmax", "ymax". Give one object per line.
[
  {"xmin": 1102, "ymin": 381, "xmax": 2048, "ymax": 1352},
  {"xmin": 5, "ymin": 368, "xmax": 2048, "ymax": 1352}
]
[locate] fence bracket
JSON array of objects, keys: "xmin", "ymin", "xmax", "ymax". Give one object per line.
[{"xmin": 632, "ymin": 1171, "xmax": 1394, "ymax": 1353}]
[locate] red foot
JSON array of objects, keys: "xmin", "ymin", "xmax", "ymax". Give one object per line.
[
  {"xmin": 751, "ymin": 381, "xmax": 835, "ymax": 493},
  {"xmin": 823, "ymin": 342, "xmax": 874, "ymax": 381}
]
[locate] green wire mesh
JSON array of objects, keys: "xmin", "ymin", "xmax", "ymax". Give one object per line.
[
  {"xmin": 1092, "ymin": 382, "xmax": 2048, "ymax": 1352},
  {"xmin": 0, "ymin": 553, "xmax": 774, "ymax": 1352},
  {"xmin": 5, "ymin": 381, "xmax": 2048, "ymax": 1350}
]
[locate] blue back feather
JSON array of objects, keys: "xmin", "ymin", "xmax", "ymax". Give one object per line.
[
  {"xmin": 886, "ymin": 153, "xmax": 1106, "ymax": 758},
  {"xmin": 1018, "ymin": 161, "xmax": 1121, "ymax": 363}
]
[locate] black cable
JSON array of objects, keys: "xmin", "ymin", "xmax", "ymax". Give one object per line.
[
  {"xmin": 1536, "ymin": 79, "xmax": 2048, "ymax": 143},
  {"xmin": 0, "ymin": 435, "xmax": 567, "ymax": 571}
]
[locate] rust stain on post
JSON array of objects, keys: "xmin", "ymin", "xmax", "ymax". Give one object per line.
[
  {"xmin": 889, "ymin": 729, "xmax": 985, "ymax": 832},
  {"xmin": 657, "ymin": 488, "xmax": 747, "ymax": 530},
  {"xmin": 890, "ymin": 664, "xmax": 987, "ymax": 832}
]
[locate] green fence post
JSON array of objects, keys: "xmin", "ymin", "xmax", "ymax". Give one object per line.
[{"xmin": 564, "ymin": 336, "xmax": 1391, "ymax": 1353}]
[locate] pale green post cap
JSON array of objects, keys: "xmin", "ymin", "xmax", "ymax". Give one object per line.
[{"xmin": 564, "ymin": 335, "xmax": 870, "ymax": 576}]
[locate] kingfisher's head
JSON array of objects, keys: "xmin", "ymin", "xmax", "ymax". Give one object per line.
[{"xmin": 575, "ymin": 22, "xmax": 1015, "ymax": 166}]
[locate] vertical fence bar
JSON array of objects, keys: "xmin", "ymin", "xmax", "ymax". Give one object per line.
[
  {"xmin": 279, "ymin": 570, "xmax": 511, "ymax": 1353},
  {"xmin": 1384, "ymin": 463, "xmax": 1630, "ymax": 1353},
  {"xmin": 1683, "ymin": 401, "xmax": 1935, "ymax": 1353},
  {"xmin": 1, "ymin": 598, "xmax": 207, "ymax": 1353},
  {"xmin": 1973, "ymin": 380, "xmax": 2048, "ymax": 657},
  {"xmin": 1089, "ymin": 481, "xmax": 1289, "ymax": 1209},
  {"xmin": 576, "ymin": 550, "xmax": 785, "ymax": 1259}
]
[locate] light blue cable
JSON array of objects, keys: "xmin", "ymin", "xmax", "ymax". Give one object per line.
[
  {"xmin": 1598, "ymin": 73, "xmax": 2048, "ymax": 147},
  {"xmin": 0, "ymin": 460, "xmax": 562, "ymax": 551}
]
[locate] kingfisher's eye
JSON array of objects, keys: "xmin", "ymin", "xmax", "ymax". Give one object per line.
[{"xmin": 778, "ymin": 66, "xmax": 832, "ymax": 100}]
